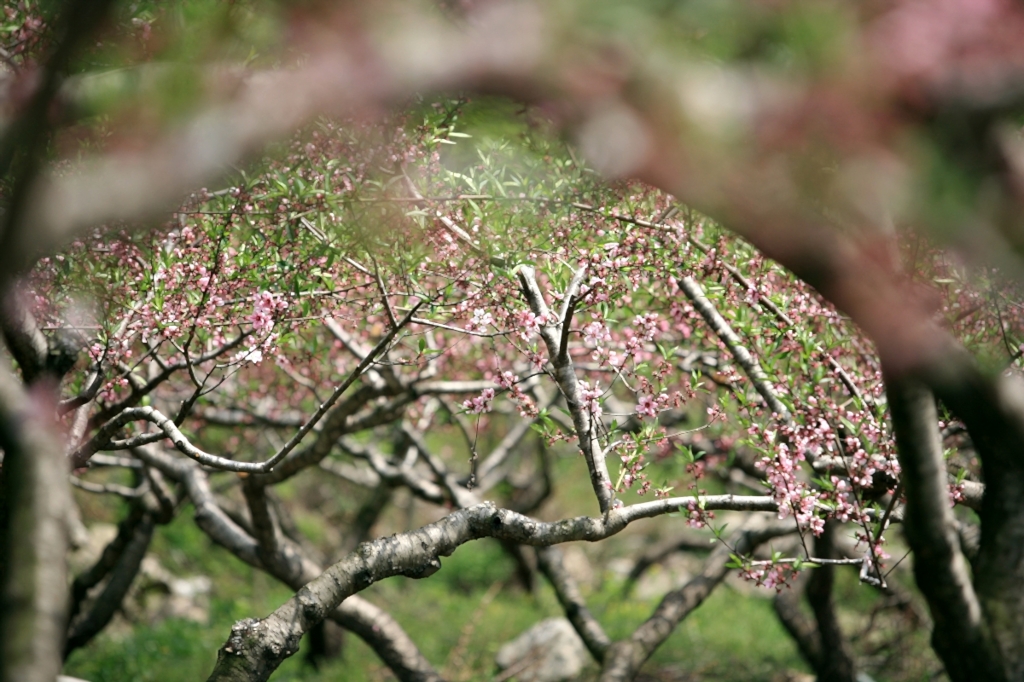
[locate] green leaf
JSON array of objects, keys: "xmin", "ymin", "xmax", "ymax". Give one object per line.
[{"xmin": 676, "ymin": 443, "xmax": 694, "ymax": 464}]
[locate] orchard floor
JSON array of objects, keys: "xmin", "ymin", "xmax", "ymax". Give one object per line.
[{"xmin": 63, "ymin": 456, "xmax": 942, "ymax": 682}]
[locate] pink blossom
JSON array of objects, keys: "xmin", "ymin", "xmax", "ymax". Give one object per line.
[
  {"xmin": 468, "ymin": 308, "xmax": 493, "ymax": 333},
  {"xmin": 514, "ymin": 310, "xmax": 547, "ymax": 341},
  {"xmin": 578, "ymin": 380, "xmax": 603, "ymax": 421},
  {"xmin": 583, "ymin": 321, "xmax": 611, "ymax": 347},
  {"xmin": 633, "ymin": 312, "xmax": 659, "ymax": 341},
  {"xmin": 637, "ymin": 394, "xmax": 659, "ymax": 419},
  {"xmin": 463, "ymin": 388, "xmax": 496, "ymax": 414}
]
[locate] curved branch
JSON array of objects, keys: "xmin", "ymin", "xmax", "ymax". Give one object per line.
[
  {"xmin": 772, "ymin": 575, "xmax": 821, "ymax": 672},
  {"xmin": 204, "ymin": 496, "xmax": 782, "ymax": 682},
  {"xmin": 260, "ymin": 302, "xmax": 422, "ymax": 472},
  {"xmin": 64, "ymin": 512, "xmax": 154, "ymax": 656},
  {"xmin": 73, "ymin": 406, "xmax": 265, "ymax": 471},
  {"xmin": 624, "ymin": 529, "xmax": 712, "ymax": 590},
  {"xmin": 340, "ymin": 438, "xmax": 446, "ymax": 504},
  {"xmin": 333, "ymin": 597, "xmax": 443, "ymax": 682},
  {"xmin": 69, "ymin": 475, "xmax": 148, "ymax": 499},
  {"xmin": 89, "ymin": 332, "xmax": 249, "ymax": 428},
  {"xmin": 0, "ymin": 296, "xmax": 48, "ymax": 384},
  {"xmin": 476, "ymin": 400, "xmax": 550, "ymax": 492},
  {"xmin": 804, "ymin": 522, "xmax": 856, "ymax": 682},
  {"xmin": 133, "ymin": 444, "xmax": 446, "ymax": 681},
  {"xmin": 254, "ymin": 383, "xmax": 392, "ymax": 484}
]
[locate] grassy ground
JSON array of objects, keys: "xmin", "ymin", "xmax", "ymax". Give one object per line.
[
  {"xmin": 62, "ymin": 451, "xmax": 940, "ymax": 682},
  {"xmin": 63, "ymin": 503, "xmax": 812, "ymax": 682}
]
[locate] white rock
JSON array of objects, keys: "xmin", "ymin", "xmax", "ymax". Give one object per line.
[{"xmin": 495, "ymin": 618, "xmax": 590, "ymax": 682}]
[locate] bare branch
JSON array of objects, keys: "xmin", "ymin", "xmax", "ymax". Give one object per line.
[
  {"xmin": 58, "ymin": 365, "xmax": 105, "ymax": 416},
  {"xmin": 518, "ymin": 265, "xmax": 614, "ymax": 512},
  {"xmin": 0, "ymin": 0, "xmax": 119, "ymax": 283},
  {"xmin": 536, "ymin": 547, "xmax": 610, "ymax": 662},
  {"xmin": 73, "ymin": 406, "xmax": 266, "ymax": 471},
  {"xmin": 75, "ymin": 311, "xmax": 417, "ymax": 473},
  {"xmin": 804, "ymin": 522, "xmax": 857, "ymax": 682},
  {"xmin": 598, "ymin": 521, "xmax": 796, "ymax": 681},
  {"xmin": 90, "ymin": 332, "xmax": 249, "ymax": 428},
  {"xmin": 64, "ymin": 512, "xmax": 154, "ymax": 656},
  {"xmin": 69, "ymin": 475, "xmax": 149, "ymax": 499},
  {"xmin": 261, "ymin": 302, "xmax": 422, "ymax": 471},
  {"xmin": 0, "ymin": 296, "xmax": 48, "ymax": 383},
  {"xmin": 772, "ymin": 575, "xmax": 822, "ymax": 672},
  {"xmin": 475, "ymin": 412, "xmax": 543, "ymax": 492},
  {"xmin": 132, "ymin": 445, "xmax": 445, "ymax": 682},
  {"xmin": 624, "ymin": 529, "xmax": 713, "ymax": 590},
  {"xmin": 676, "ymin": 275, "xmax": 790, "ymax": 420},
  {"xmin": 340, "ymin": 438, "xmax": 447, "ymax": 505},
  {"xmin": 332, "ymin": 597, "xmax": 444, "ymax": 682},
  {"xmin": 318, "ymin": 458, "xmax": 382, "ymax": 489}
]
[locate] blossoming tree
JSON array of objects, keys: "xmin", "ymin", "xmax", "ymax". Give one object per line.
[{"xmin": 2, "ymin": 1, "xmax": 1024, "ymax": 681}]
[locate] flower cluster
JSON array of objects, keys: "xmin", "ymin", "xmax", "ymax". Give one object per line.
[
  {"xmin": 463, "ymin": 388, "xmax": 496, "ymax": 414},
  {"xmin": 28, "ymin": 102, "xmax": 999, "ymax": 610},
  {"xmin": 467, "ymin": 308, "xmax": 494, "ymax": 333},
  {"xmin": 684, "ymin": 500, "xmax": 716, "ymax": 529},
  {"xmin": 740, "ymin": 563, "xmax": 797, "ymax": 592},
  {"xmin": 514, "ymin": 310, "xmax": 551, "ymax": 341},
  {"xmin": 495, "ymin": 371, "xmax": 538, "ymax": 417},
  {"xmin": 636, "ymin": 392, "xmax": 671, "ymax": 419},
  {"xmin": 578, "ymin": 380, "xmax": 603, "ymax": 421},
  {"xmin": 250, "ymin": 291, "xmax": 288, "ymax": 333}
]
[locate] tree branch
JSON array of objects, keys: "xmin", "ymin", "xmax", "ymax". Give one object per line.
[
  {"xmin": 772, "ymin": 575, "xmax": 822, "ymax": 672},
  {"xmin": 885, "ymin": 370, "xmax": 1003, "ymax": 681},
  {"xmin": 133, "ymin": 444, "xmax": 445, "ymax": 682},
  {"xmin": 0, "ymin": 296, "xmax": 48, "ymax": 384},
  {"xmin": 536, "ymin": 546, "xmax": 610, "ymax": 662},
  {"xmin": 598, "ymin": 521, "xmax": 795, "ymax": 681},
  {"xmin": 804, "ymin": 521, "xmax": 856, "ymax": 682},
  {"xmin": 676, "ymin": 275, "xmax": 790, "ymax": 420},
  {"xmin": 0, "ymin": 369, "xmax": 71, "ymax": 682},
  {"xmin": 518, "ymin": 265, "xmax": 614, "ymax": 513},
  {"xmin": 64, "ymin": 511, "xmax": 153, "ymax": 656},
  {"xmin": 204, "ymin": 495, "xmax": 785, "ymax": 682}
]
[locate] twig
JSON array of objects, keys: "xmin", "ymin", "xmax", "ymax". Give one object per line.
[
  {"xmin": 260, "ymin": 301, "xmax": 423, "ymax": 470},
  {"xmin": 518, "ymin": 264, "xmax": 614, "ymax": 513}
]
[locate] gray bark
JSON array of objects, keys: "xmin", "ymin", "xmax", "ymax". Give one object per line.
[
  {"xmin": 134, "ymin": 444, "xmax": 445, "ymax": 682},
  {"xmin": 773, "ymin": 574, "xmax": 822, "ymax": 671}
]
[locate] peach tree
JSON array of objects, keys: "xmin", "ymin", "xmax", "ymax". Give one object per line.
[{"xmin": 2, "ymin": 1, "xmax": 1024, "ymax": 681}]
